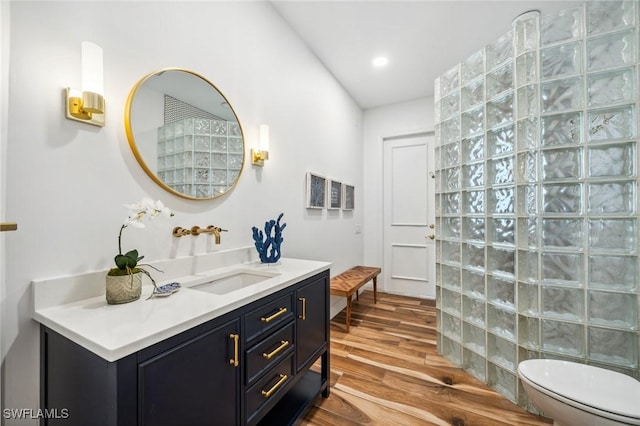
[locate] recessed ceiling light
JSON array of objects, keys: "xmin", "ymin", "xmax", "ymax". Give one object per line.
[{"xmin": 372, "ymin": 56, "xmax": 388, "ymax": 67}]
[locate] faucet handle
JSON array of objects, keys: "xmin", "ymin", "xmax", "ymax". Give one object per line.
[
  {"xmin": 206, "ymin": 226, "xmax": 228, "ymax": 232},
  {"xmin": 172, "ymin": 227, "xmax": 192, "ymax": 237}
]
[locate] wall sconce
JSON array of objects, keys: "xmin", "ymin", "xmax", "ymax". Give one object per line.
[
  {"xmin": 65, "ymin": 42, "xmax": 105, "ymax": 127},
  {"xmin": 251, "ymin": 124, "xmax": 270, "ymax": 166}
]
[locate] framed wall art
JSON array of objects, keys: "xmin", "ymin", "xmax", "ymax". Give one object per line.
[
  {"xmin": 328, "ymin": 179, "xmax": 342, "ymax": 209},
  {"xmin": 306, "ymin": 172, "xmax": 326, "ymax": 209},
  {"xmin": 342, "ymin": 183, "xmax": 355, "ymax": 210}
]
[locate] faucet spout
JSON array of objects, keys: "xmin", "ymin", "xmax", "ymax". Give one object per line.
[{"xmin": 206, "ymin": 225, "xmax": 227, "ymax": 244}]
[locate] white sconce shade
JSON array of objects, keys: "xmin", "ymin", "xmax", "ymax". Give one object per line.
[
  {"xmin": 252, "ymin": 124, "xmax": 270, "ymax": 166},
  {"xmin": 65, "ymin": 41, "xmax": 105, "ymax": 127}
]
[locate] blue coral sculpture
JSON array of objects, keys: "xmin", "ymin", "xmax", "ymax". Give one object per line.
[{"xmin": 252, "ymin": 213, "xmax": 287, "ymax": 263}]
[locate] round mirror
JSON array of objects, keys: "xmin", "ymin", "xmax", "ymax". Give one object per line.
[{"xmin": 125, "ymin": 68, "xmax": 245, "ymax": 200}]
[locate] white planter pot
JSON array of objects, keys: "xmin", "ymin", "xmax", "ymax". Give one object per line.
[{"xmin": 106, "ymin": 272, "xmax": 142, "ymax": 304}]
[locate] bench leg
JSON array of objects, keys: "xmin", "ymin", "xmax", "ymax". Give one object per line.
[
  {"xmin": 346, "ymin": 295, "xmax": 352, "ymax": 332},
  {"xmin": 373, "ymin": 276, "xmax": 378, "ymax": 304}
]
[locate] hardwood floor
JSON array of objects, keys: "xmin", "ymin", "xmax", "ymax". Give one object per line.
[{"xmin": 302, "ymin": 291, "xmax": 551, "ymax": 426}]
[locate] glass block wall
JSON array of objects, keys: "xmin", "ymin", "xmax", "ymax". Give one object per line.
[{"xmin": 434, "ymin": 1, "xmax": 639, "ymax": 411}]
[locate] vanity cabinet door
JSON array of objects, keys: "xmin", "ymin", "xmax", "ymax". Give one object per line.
[
  {"xmin": 138, "ymin": 318, "xmax": 240, "ymax": 426},
  {"xmin": 295, "ymin": 272, "xmax": 329, "ymax": 372}
]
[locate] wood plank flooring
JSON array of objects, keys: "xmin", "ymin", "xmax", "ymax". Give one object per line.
[{"xmin": 302, "ymin": 291, "xmax": 551, "ymax": 426}]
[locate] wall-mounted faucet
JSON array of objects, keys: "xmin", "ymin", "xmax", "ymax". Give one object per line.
[
  {"xmin": 190, "ymin": 225, "xmax": 228, "ymax": 244},
  {"xmin": 172, "ymin": 227, "xmax": 192, "ymax": 237}
]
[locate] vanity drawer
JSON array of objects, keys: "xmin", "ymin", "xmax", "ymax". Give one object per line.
[
  {"xmin": 245, "ymin": 354, "xmax": 294, "ymax": 425},
  {"xmin": 244, "ymin": 293, "xmax": 294, "ymax": 344},
  {"xmin": 246, "ymin": 323, "xmax": 294, "ymax": 385}
]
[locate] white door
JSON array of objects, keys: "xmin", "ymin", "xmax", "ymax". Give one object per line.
[{"xmin": 383, "ymin": 133, "xmax": 436, "ymax": 299}]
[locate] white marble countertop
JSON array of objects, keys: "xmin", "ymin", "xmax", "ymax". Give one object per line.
[{"xmin": 32, "ymin": 254, "xmax": 330, "ymax": 362}]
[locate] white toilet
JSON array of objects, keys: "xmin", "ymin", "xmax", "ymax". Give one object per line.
[{"xmin": 518, "ymin": 359, "xmax": 640, "ymax": 426}]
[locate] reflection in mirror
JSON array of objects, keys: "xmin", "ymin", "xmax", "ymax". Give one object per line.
[{"xmin": 125, "ymin": 69, "xmax": 244, "ymax": 200}]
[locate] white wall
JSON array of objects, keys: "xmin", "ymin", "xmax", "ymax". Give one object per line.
[
  {"xmin": 2, "ymin": 1, "xmax": 363, "ymax": 419},
  {"xmin": 362, "ymin": 97, "xmax": 435, "ymax": 282}
]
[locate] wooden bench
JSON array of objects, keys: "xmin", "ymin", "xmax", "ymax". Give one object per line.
[{"xmin": 330, "ymin": 266, "xmax": 381, "ymax": 331}]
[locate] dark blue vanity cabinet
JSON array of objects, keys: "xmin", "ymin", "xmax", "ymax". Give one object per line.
[{"xmin": 40, "ymin": 269, "xmax": 330, "ymax": 426}]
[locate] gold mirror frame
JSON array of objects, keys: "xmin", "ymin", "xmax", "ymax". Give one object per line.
[{"xmin": 124, "ymin": 68, "xmax": 245, "ymax": 200}]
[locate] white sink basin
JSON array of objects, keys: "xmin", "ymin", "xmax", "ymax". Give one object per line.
[{"xmin": 188, "ymin": 268, "xmax": 280, "ymax": 295}]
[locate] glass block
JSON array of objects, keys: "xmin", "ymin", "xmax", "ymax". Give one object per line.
[
  {"xmin": 183, "ymin": 152, "xmax": 194, "ymax": 167},
  {"xmin": 588, "ymin": 105, "xmax": 636, "ymax": 142},
  {"xmin": 461, "ymin": 79, "xmax": 484, "ymax": 111},
  {"xmin": 488, "ymin": 187, "xmax": 514, "ymax": 215},
  {"xmin": 486, "ymin": 31, "xmax": 513, "ymax": 71},
  {"xmin": 194, "ymin": 118, "xmax": 210, "ymax": 135},
  {"xmin": 587, "ymin": 182, "xmax": 634, "ymax": 214},
  {"xmin": 541, "ymin": 7, "xmax": 583, "ymax": 46},
  {"xmin": 195, "ymin": 152, "xmax": 210, "ymax": 167},
  {"xmin": 588, "ymin": 218, "xmax": 637, "ymax": 254},
  {"xmin": 441, "ymin": 117, "xmax": 461, "ymax": 144},
  {"xmin": 211, "ymin": 137, "xmax": 227, "ymax": 151},
  {"xmin": 434, "ymin": 145, "xmax": 442, "ymax": 170},
  {"xmin": 542, "ymin": 183, "xmax": 582, "ymax": 213},
  {"xmin": 517, "ymin": 151, "xmax": 537, "ymax": 182},
  {"xmin": 488, "ymin": 156, "xmax": 514, "ymax": 186},
  {"xmin": 587, "ymin": 29, "xmax": 636, "ymax": 72},
  {"xmin": 445, "ymin": 167, "xmax": 461, "ymax": 191},
  {"xmin": 212, "ymin": 119, "xmax": 227, "ymax": 136},
  {"xmin": 517, "ymin": 85, "xmax": 538, "ymax": 118},
  {"xmin": 157, "ymin": 141, "xmax": 166, "ymax": 156},
  {"xmin": 462, "ymin": 217, "xmax": 485, "ymax": 242},
  {"xmin": 440, "ymin": 259, "xmax": 461, "ymax": 292},
  {"xmin": 541, "ymin": 148, "xmax": 582, "ymax": 181},
  {"xmin": 212, "ymin": 169, "xmax": 227, "ymax": 185},
  {"xmin": 441, "ymin": 92, "xmax": 460, "ymax": 121},
  {"xmin": 518, "ymin": 315, "xmax": 540, "ymax": 350},
  {"xmin": 589, "ymin": 255, "xmax": 638, "ymax": 291},
  {"xmin": 518, "ymin": 185, "xmax": 539, "ymax": 216},
  {"xmin": 518, "ymin": 251, "xmax": 539, "ymax": 284},
  {"xmin": 488, "ymin": 218, "xmax": 515, "ymax": 245},
  {"xmin": 588, "ymin": 290, "xmax": 638, "ymax": 329},
  {"xmin": 488, "ymin": 333, "xmax": 517, "ymax": 371},
  {"xmin": 513, "ymin": 10, "xmax": 540, "ymax": 56},
  {"xmin": 462, "ymin": 135, "xmax": 484, "ymax": 162},
  {"xmin": 195, "ymin": 185, "xmax": 211, "ymax": 198},
  {"xmin": 487, "ymin": 93, "xmax": 514, "ymax": 129},
  {"xmin": 463, "ymin": 348, "xmax": 487, "ymax": 382},
  {"xmin": 463, "ymin": 269, "xmax": 486, "ymax": 297},
  {"xmin": 488, "ymin": 276, "xmax": 515, "ymax": 309},
  {"xmin": 487, "ymin": 246, "xmax": 515, "ymax": 277},
  {"xmin": 588, "ymin": 67, "xmax": 636, "ymax": 107},
  {"xmin": 461, "ymin": 50, "xmax": 484, "ymax": 85},
  {"xmin": 442, "ymin": 311, "xmax": 462, "ymax": 341},
  {"xmin": 463, "ymin": 322, "xmax": 487, "ymax": 355},
  {"xmin": 541, "ymin": 112, "xmax": 582, "ymax": 146},
  {"xmin": 194, "ymin": 135, "xmax": 210, "ymax": 151},
  {"xmin": 488, "ymin": 304, "xmax": 516, "ymax": 340},
  {"xmin": 487, "ymin": 63, "xmax": 513, "ymax": 99},
  {"xmin": 542, "ymin": 285, "xmax": 584, "ymax": 321},
  {"xmin": 442, "ymin": 241, "xmax": 461, "ymax": 265},
  {"xmin": 517, "ymin": 218, "xmax": 539, "ymax": 249},
  {"xmin": 434, "ymin": 124, "xmax": 442, "ymax": 145},
  {"xmin": 461, "ymin": 107, "xmax": 484, "ymax": 137},
  {"xmin": 588, "ymin": 142, "xmax": 635, "ymax": 178},
  {"xmin": 487, "ymin": 125, "xmax": 515, "ymax": 157},
  {"xmin": 442, "ymin": 288, "xmax": 462, "ymax": 317},
  {"xmin": 541, "ymin": 42, "xmax": 582, "ymax": 80},
  {"xmin": 588, "ymin": 327, "xmax": 638, "ymax": 367},
  {"xmin": 542, "ymin": 252, "xmax": 584, "ymax": 286},
  {"xmin": 441, "ymin": 336, "xmax": 463, "ymax": 365},
  {"xmin": 518, "ymin": 282, "xmax": 539, "ymax": 315},
  {"xmin": 516, "ymin": 52, "xmax": 537, "ymax": 87},
  {"xmin": 462, "ymin": 163, "xmax": 484, "ymax": 188},
  {"xmin": 541, "ymin": 77, "xmax": 584, "ymax": 113},
  {"xmin": 589, "ymin": 362, "xmax": 639, "ymax": 380},
  {"xmin": 165, "ymin": 139, "xmax": 174, "ymax": 154},
  {"xmin": 516, "ymin": 117, "xmax": 539, "ymax": 151},
  {"xmin": 587, "ymin": 1, "xmax": 636, "ymax": 35},
  {"xmin": 462, "ymin": 243, "xmax": 485, "ymax": 270},
  {"xmin": 228, "ymin": 154, "xmax": 242, "ymax": 170},
  {"xmin": 463, "ymin": 295, "xmax": 486, "ymax": 327},
  {"xmin": 542, "ymin": 218, "xmax": 584, "ymax": 250},
  {"xmin": 443, "ymin": 192, "xmax": 461, "ymax": 214},
  {"xmin": 440, "ymin": 65, "xmax": 460, "ymax": 95},
  {"xmin": 488, "ymin": 364, "xmax": 517, "ymax": 402},
  {"xmin": 195, "ymin": 168, "xmax": 209, "ymax": 184},
  {"xmin": 542, "ymin": 320, "xmax": 584, "ymax": 356},
  {"xmin": 441, "ymin": 217, "xmax": 462, "ymax": 240},
  {"xmin": 434, "ymin": 99, "xmax": 442, "ymax": 124},
  {"xmin": 164, "ymin": 122, "xmax": 175, "ymax": 138},
  {"xmin": 228, "ymin": 122, "xmax": 241, "ymax": 137},
  {"xmin": 462, "ymin": 190, "xmax": 485, "ymax": 214},
  {"xmin": 435, "ymin": 193, "xmax": 441, "ymax": 215}
]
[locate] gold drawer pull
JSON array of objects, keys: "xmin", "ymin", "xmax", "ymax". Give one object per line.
[
  {"xmin": 262, "ymin": 340, "xmax": 290, "ymax": 360},
  {"xmin": 261, "ymin": 374, "xmax": 288, "ymax": 398},
  {"xmin": 261, "ymin": 307, "xmax": 287, "ymax": 323},
  {"xmin": 229, "ymin": 333, "xmax": 239, "ymax": 367},
  {"xmin": 299, "ymin": 297, "xmax": 306, "ymax": 320}
]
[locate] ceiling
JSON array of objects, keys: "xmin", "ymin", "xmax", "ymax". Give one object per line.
[{"xmin": 271, "ymin": 0, "xmax": 581, "ymax": 110}]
